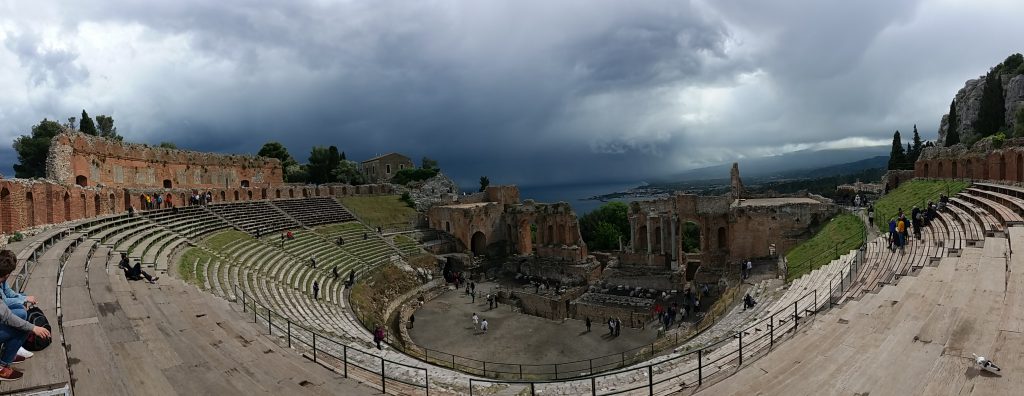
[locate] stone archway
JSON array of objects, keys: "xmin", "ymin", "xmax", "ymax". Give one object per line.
[
  {"xmin": 682, "ymin": 221, "xmax": 702, "ymax": 253},
  {"xmin": 94, "ymin": 194, "xmax": 101, "ymax": 216},
  {"xmin": 938, "ymin": 161, "xmax": 944, "ymax": 177},
  {"xmin": 234, "ymin": 190, "xmax": 240, "ymax": 201},
  {"xmin": 108, "ymin": 193, "xmax": 116, "ymax": 213},
  {"xmin": 1000, "ymin": 154, "xmax": 1007, "ymax": 180},
  {"xmin": 923, "ymin": 162, "xmax": 930, "ymax": 177},
  {"xmin": 75, "ymin": 175, "xmax": 88, "ymax": 187},
  {"xmin": 0, "ymin": 188, "xmax": 11, "ymax": 233},
  {"xmin": 471, "ymin": 231, "xmax": 487, "ymax": 256},
  {"xmin": 63, "ymin": 193, "xmax": 71, "ymax": 222},
  {"xmin": 636, "ymin": 225, "xmax": 648, "ymax": 252},
  {"xmin": 717, "ymin": 226, "xmax": 727, "ymax": 250}
]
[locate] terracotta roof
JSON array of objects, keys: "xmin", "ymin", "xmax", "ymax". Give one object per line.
[{"xmin": 361, "ymin": 152, "xmax": 411, "ymax": 163}]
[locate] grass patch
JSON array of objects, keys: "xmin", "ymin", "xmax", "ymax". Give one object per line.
[
  {"xmin": 349, "ymin": 263, "xmax": 419, "ymax": 329},
  {"xmin": 178, "ymin": 247, "xmax": 215, "ymax": 286},
  {"xmin": 873, "ymin": 179, "xmax": 969, "ymax": 233},
  {"xmin": 204, "ymin": 230, "xmax": 252, "ymax": 250},
  {"xmin": 785, "ymin": 213, "xmax": 865, "ymax": 281},
  {"xmin": 339, "ymin": 195, "xmax": 418, "ymax": 227}
]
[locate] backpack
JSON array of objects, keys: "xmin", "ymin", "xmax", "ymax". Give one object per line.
[{"xmin": 24, "ymin": 306, "xmax": 52, "ymax": 351}]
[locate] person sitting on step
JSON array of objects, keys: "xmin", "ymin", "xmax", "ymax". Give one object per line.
[
  {"xmin": 0, "ymin": 250, "xmax": 51, "ymax": 381},
  {"xmin": 119, "ymin": 256, "xmax": 159, "ymax": 284}
]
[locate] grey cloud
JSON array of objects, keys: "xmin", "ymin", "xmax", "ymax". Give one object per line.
[{"xmin": 4, "ymin": 31, "xmax": 89, "ymax": 89}]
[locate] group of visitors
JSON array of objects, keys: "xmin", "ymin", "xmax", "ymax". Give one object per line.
[
  {"xmin": 188, "ymin": 191, "xmax": 215, "ymax": 206},
  {"xmin": 0, "ymin": 250, "xmax": 52, "ymax": 381},
  {"xmin": 607, "ymin": 317, "xmax": 622, "ymax": 336},
  {"xmin": 654, "ymin": 303, "xmax": 681, "ymax": 330},
  {"xmin": 140, "ymin": 193, "xmax": 173, "ymax": 210},
  {"xmin": 740, "ymin": 260, "xmax": 753, "ymax": 280},
  {"xmin": 888, "ymin": 202, "xmax": 940, "ymax": 253},
  {"xmin": 471, "ymin": 313, "xmax": 489, "ymax": 334}
]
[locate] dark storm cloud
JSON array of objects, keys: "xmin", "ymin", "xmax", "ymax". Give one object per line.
[{"xmin": 1, "ymin": 1, "xmax": 1024, "ymax": 185}]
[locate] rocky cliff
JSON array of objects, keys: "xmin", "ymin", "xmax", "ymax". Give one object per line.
[{"xmin": 938, "ymin": 54, "xmax": 1024, "ymax": 145}]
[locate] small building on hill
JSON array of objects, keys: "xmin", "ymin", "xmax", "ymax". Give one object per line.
[{"xmin": 361, "ymin": 153, "xmax": 414, "ymax": 183}]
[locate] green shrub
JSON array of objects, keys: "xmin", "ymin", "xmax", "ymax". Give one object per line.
[
  {"xmin": 10, "ymin": 233, "xmax": 24, "ymax": 242},
  {"xmin": 390, "ymin": 168, "xmax": 439, "ymax": 185},
  {"xmin": 400, "ymin": 192, "xmax": 415, "ymax": 208}
]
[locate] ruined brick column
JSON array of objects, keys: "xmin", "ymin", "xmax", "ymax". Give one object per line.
[
  {"xmin": 670, "ymin": 216, "xmax": 677, "ymax": 262},
  {"xmin": 646, "ymin": 216, "xmax": 652, "ymax": 254}
]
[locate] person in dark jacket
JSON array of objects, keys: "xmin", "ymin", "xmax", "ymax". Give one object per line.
[{"xmin": 0, "ymin": 251, "xmax": 51, "ymax": 381}]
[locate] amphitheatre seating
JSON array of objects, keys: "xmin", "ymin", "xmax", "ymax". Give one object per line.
[
  {"xmin": 271, "ymin": 197, "xmax": 356, "ymax": 226},
  {"xmin": 392, "ymin": 234, "xmax": 423, "ymax": 256},
  {"xmin": 964, "ymin": 187, "xmax": 1024, "ymax": 219},
  {"xmin": 316, "ymin": 222, "xmax": 399, "ymax": 267},
  {"xmin": 959, "ymin": 189, "xmax": 1024, "ymax": 226},
  {"xmin": 949, "ymin": 196, "xmax": 1002, "ymax": 235},
  {"xmin": 207, "ymin": 200, "xmax": 299, "ymax": 235},
  {"xmin": 142, "ymin": 205, "xmax": 232, "ymax": 239}
]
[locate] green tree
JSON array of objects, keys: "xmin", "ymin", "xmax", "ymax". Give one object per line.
[
  {"xmin": 95, "ymin": 115, "xmax": 123, "ymax": 140},
  {"xmin": 258, "ymin": 141, "xmax": 301, "ymax": 182},
  {"xmin": 13, "ymin": 119, "xmax": 63, "ymax": 178},
  {"xmin": 975, "ymin": 70, "xmax": 1006, "ymax": 137},
  {"xmin": 910, "ymin": 124, "xmax": 923, "ymax": 162},
  {"xmin": 422, "ymin": 156, "xmax": 439, "ymax": 170},
  {"xmin": 79, "ymin": 110, "xmax": 98, "ymax": 135},
  {"xmin": 307, "ymin": 145, "xmax": 342, "ymax": 184},
  {"xmin": 478, "ymin": 176, "xmax": 490, "ymax": 192},
  {"xmin": 946, "ymin": 100, "xmax": 960, "ymax": 146},
  {"xmin": 157, "ymin": 141, "xmax": 178, "ymax": 149},
  {"xmin": 331, "ymin": 160, "xmax": 366, "ymax": 185},
  {"xmin": 579, "ymin": 201, "xmax": 630, "ymax": 250},
  {"xmin": 682, "ymin": 222, "xmax": 701, "ymax": 253},
  {"xmin": 285, "ymin": 164, "xmax": 309, "ymax": 183},
  {"xmin": 888, "ymin": 130, "xmax": 906, "ymax": 170},
  {"xmin": 1000, "ymin": 53, "xmax": 1023, "ymax": 75}
]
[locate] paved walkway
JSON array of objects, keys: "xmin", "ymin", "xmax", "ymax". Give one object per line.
[{"xmin": 409, "ymin": 282, "xmax": 658, "ymax": 370}]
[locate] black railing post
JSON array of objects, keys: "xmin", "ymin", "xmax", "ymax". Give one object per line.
[
  {"xmin": 425, "ymin": 369, "xmax": 429, "ymax": 396},
  {"xmin": 698, "ymin": 349, "xmax": 703, "ymax": 386},
  {"xmin": 591, "ymin": 377, "xmax": 597, "ymax": 396},
  {"xmin": 829, "ymin": 279, "xmax": 833, "ymax": 308},
  {"xmin": 519, "ymin": 364, "xmax": 523, "ymax": 379},
  {"xmin": 484, "ymin": 361, "xmax": 488, "ymax": 378},
  {"xmin": 469, "ymin": 379, "xmax": 474, "ymax": 396},
  {"xmin": 268, "ymin": 310, "xmax": 272, "ymax": 334},
  {"xmin": 312, "ymin": 333, "xmax": 317, "ymax": 363},
  {"xmin": 589, "ymin": 359, "xmax": 593, "ymax": 375},
  {"xmin": 343, "ymin": 345, "xmax": 348, "ymax": 377},
  {"xmin": 287, "ymin": 320, "xmax": 291, "ymax": 348},
  {"xmin": 648, "ymin": 365, "xmax": 653, "ymax": 395},
  {"xmin": 738, "ymin": 330, "xmax": 743, "ymax": 366},
  {"xmin": 380, "ymin": 358, "xmax": 386, "ymax": 394},
  {"xmin": 531, "ymin": 383, "xmax": 536, "ymax": 395},
  {"xmin": 770, "ymin": 314, "xmax": 775, "ymax": 349},
  {"xmin": 553, "ymin": 363, "xmax": 558, "ymax": 379},
  {"xmin": 793, "ymin": 301, "xmax": 798, "ymax": 331}
]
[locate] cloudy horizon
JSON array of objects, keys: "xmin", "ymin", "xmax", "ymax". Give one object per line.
[{"xmin": 1, "ymin": 0, "xmax": 1022, "ymax": 187}]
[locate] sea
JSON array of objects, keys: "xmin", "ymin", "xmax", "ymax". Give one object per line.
[{"xmin": 516, "ymin": 181, "xmax": 644, "ymax": 215}]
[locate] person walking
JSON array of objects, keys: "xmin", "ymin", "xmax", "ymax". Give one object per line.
[
  {"xmin": 409, "ymin": 314, "xmax": 415, "ymax": 329},
  {"xmin": 608, "ymin": 318, "xmax": 614, "ymax": 336},
  {"xmin": 312, "ymin": 281, "xmax": 320, "ymax": 300},
  {"xmin": 472, "ymin": 313, "xmax": 479, "ymax": 329},
  {"xmin": 745, "ymin": 261, "xmax": 753, "ymax": 279},
  {"xmin": 585, "ymin": 317, "xmax": 592, "ymax": 332},
  {"xmin": 470, "ymin": 282, "xmax": 475, "ymax": 294},
  {"xmin": 480, "ymin": 318, "xmax": 488, "ymax": 334},
  {"xmin": 471, "ymin": 290, "xmax": 476, "ymax": 304},
  {"xmin": 373, "ymin": 325, "xmax": 385, "ymax": 350},
  {"xmin": 868, "ymin": 207, "xmax": 875, "ymax": 227}
]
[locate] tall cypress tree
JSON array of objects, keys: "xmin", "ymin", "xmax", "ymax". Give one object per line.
[
  {"xmin": 946, "ymin": 100, "xmax": 960, "ymax": 146},
  {"xmin": 79, "ymin": 110, "xmax": 98, "ymax": 135},
  {"xmin": 976, "ymin": 70, "xmax": 1006, "ymax": 137},
  {"xmin": 888, "ymin": 130, "xmax": 906, "ymax": 170},
  {"xmin": 911, "ymin": 124, "xmax": 923, "ymax": 162}
]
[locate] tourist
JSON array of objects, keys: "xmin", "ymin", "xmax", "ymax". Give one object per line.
[
  {"xmin": 896, "ymin": 216, "xmax": 907, "ymax": 252},
  {"xmin": 607, "ymin": 318, "xmax": 614, "ymax": 335},
  {"xmin": 120, "ymin": 259, "xmax": 159, "ymax": 284},
  {"xmin": 888, "ymin": 218, "xmax": 897, "ymax": 250},
  {"xmin": 349, "ymin": 271, "xmax": 356, "ymax": 287},
  {"xmin": 309, "ymin": 256, "xmax": 316, "ymax": 268},
  {"xmin": 332, "ymin": 266, "xmax": 339, "ymax": 279},
  {"xmin": 165, "ymin": 194, "xmax": 172, "ymax": 208},
  {"xmin": 373, "ymin": 325, "xmax": 385, "ymax": 350},
  {"xmin": 206, "ymin": 191, "xmax": 212, "ymax": 204},
  {"xmin": 745, "ymin": 261, "xmax": 753, "ymax": 280},
  {"xmin": 470, "ymin": 282, "xmax": 475, "ymax": 294},
  {"xmin": 471, "ymin": 290, "xmax": 476, "ymax": 303},
  {"xmin": 312, "ymin": 281, "xmax": 319, "ymax": 300},
  {"xmin": 472, "ymin": 313, "xmax": 479, "ymax": 329},
  {"xmin": 155, "ymin": 194, "xmax": 163, "ymax": 209},
  {"xmin": 337, "ymin": 236, "xmax": 345, "ymax": 246},
  {"xmin": 409, "ymin": 314, "xmax": 415, "ymax": 329},
  {"xmin": 867, "ymin": 207, "xmax": 875, "ymax": 227},
  {"xmin": 613, "ymin": 318, "xmax": 621, "ymax": 336},
  {"xmin": 585, "ymin": 317, "xmax": 591, "ymax": 332},
  {"xmin": 363, "ymin": 232, "xmax": 368, "ymax": 240},
  {"xmin": 743, "ymin": 293, "xmax": 757, "ymax": 310},
  {"xmin": 280, "ymin": 232, "xmax": 286, "ymax": 247},
  {"xmin": 0, "ymin": 251, "xmax": 51, "ymax": 380},
  {"xmin": 854, "ymin": 194, "xmax": 862, "ymax": 208},
  {"xmin": 480, "ymin": 318, "xmax": 488, "ymax": 334},
  {"xmin": 128, "ymin": 205, "xmax": 135, "ymax": 217}
]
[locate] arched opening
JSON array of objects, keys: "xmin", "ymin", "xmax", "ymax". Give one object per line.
[
  {"xmin": 0, "ymin": 188, "xmax": 12, "ymax": 233},
  {"xmin": 63, "ymin": 193, "xmax": 71, "ymax": 222},
  {"xmin": 26, "ymin": 192, "xmax": 35, "ymax": 227},
  {"xmin": 682, "ymin": 221, "xmax": 701, "ymax": 253},
  {"xmin": 445, "ymin": 221, "xmax": 451, "ymax": 233},
  {"xmin": 234, "ymin": 190, "xmax": 240, "ymax": 201},
  {"xmin": 220, "ymin": 191, "xmax": 226, "ymax": 201},
  {"xmin": 938, "ymin": 161, "xmax": 944, "ymax": 177},
  {"xmin": 94, "ymin": 194, "xmax": 101, "ymax": 216},
  {"xmin": 923, "ymin": 162, "xmax": 930, "ymax": 177},
  {"xmin": 247, "ymin": 190, "xmax": 253, "ymax": 200},
  {"xmin": 123, "ymin": 190, "xmax": 131, "ymax": 211},
  {"xmin": 328, "ymin": 186, "xmax": 335, "ymax": 196},
  {"xmin": 652, "ymin": 226, "xmax": 662, "ymax": 253},
  {"xmin": 75, "ymin": 175, "xmax": 88, "ymax": 187},
  {"xmin": 1000, "ymin": 155, "xmax": 1007, "ymax": 180},
  {"xmin": 636, "ymin": 225, "xmax": 649, "ymax": 252},
  {"xmin": 557, "ymin": 224, "xmax": 567, "ymax": 245},
  {"xmin": 163, "ymin": 179, "xmax": 172, "ymax": 189},
  {"xmin": 275, "ymin": 189, "xmax": 281, "ymax": 199},
  {"xmin": 315, "ymin": 188, "xmax": 321, "ymax": 197},
  {"xmin": 546, "ymin": 224, "xmax": 554, "ymax": 245},
  {"xmin": 108, "ymin": 193, "xmax": 115, "ymax": 213},
  {"xmin": 966, "ymin": 159, "xmax": 973, "ymax": 179},
  {"xmin": 261, "ymin": 188, "xmax": 267, "ymax": 199},
  {"xmin": 717, "ymin": 226, "xmax": 727, "ymax": 250},
  {"xmin": 240, "ymin": 180, "xmax": 250, "ymax": 188},
  {"xmin": 471, "ymin": 231, "xmax": 487, "ymax": 256},
  {"xmin": 952, "ymin": 161, "xmax": 958, "ymax": 178},
  {"xmin": 80, "ymin": 193, "xmax": 87, "ymax": 217},
  {"xmin": 302, "ymin": 189, "xmax": 309, "ymax": 198},
  {"xmin": 1018, "ymin": 154, "xmax": 1023, "ymax": 182},
  {"xmin": 288, "ymin": 189, "xmax": 295, "ymax": 198}
]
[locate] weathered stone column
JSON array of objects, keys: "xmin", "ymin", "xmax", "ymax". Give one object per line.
[
  {"xmin": 670, "ymin": 216, "xmax": 677, "ymax": 261},
  {"xmin": 660, "ymin": 215, "xmax": 667, "ymax": 255},
  {"xmin": 646, "ymin": 216, "xmax": 653, "ymax": 254}
]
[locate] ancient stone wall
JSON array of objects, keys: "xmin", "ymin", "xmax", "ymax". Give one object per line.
[
  {"xmin": 47, "ymin": 132, "xmax": 283, "ymax": 189},
  {"xmin": 915, "ymin": 141, "xmax": 1024, "ymax": 183},
  {"xmin": 570, "ymin": 293, "xmax": 652, "ymax": 328},
  {"xmin": 729, "ymin": 201, "xmax": 839, "ymax": 261}
]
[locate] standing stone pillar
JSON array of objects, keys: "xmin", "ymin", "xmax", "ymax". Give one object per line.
[
  {"xmin": 629, "ymin": 216, "xmax": 636, "ymax": 253},
  {"xmin": 660, "ymin": 216, "xmax": 667, "ymax": 255},
  {"xmin": 670, "ymin": 216, "xmax": 677, "ymax": 261},
  {"xmin": 646, "ymin": 216, "xmax": 653, "ymax": 254}
]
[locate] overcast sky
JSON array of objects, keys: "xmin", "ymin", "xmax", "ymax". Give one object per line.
[{"xmin": 1, "ymin": 0, "xmax": 1022, "ymax": 187}]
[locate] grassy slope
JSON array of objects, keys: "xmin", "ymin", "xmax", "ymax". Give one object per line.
[
  {"xmin": 177, "ymin": 230, "xmax": 252, "ymax": 285},
  {"xmin": 785, "ymin": 213, "xmax": 865, "ymax": 281},
  {"xmin": 872, "ymin": 179, "xmax": 969, "ymax": 232},
  {"xmin": 339, "ymin": 195, "xmax": 418, "ymax": 227}
]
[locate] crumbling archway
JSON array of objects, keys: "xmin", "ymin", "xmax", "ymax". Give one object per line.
[
  {"xmin": 94, "ymin": 194, "xmax": 101, "ymax": 216},
  {"xmin": 26, "ymin": 192, "xmax": 35, "ymax": 227},
  {"xmin": 75, "ymin": 175, "xmax": 88, "ymax": 187},
  {"xmin": 471, "ymin": 231, "xmax": 487, "ymax": 256},
  {"xmin": 234, "ymin": 190, "xmax": 240, "ymax": 201},
  {"xmin": 636, "ymin": 224, "xmax": 649, "ymax": 252},
  {"xmin": 1000, "ymin": 154, "xmax": 1007, "ymax": 180},
  {"xmin": 717, "ymin": 227, "xmax": 727, "ymax": 250},
  {"xmin": 682, "ymin": 221, "xmax": 702, "ymax": 253},
  {"xmin": 923, "ymin": 162, "xmax": 930, "ymax": 177},
  {"xmin": 63, "ymin": 193, "xmax": 71, "ymax": 222},
  {"xmin": 163, "ymin": 179, "xmax": 172, "ymax": 189},
  {"xmin": 108, "ymin": 193, "xmax": 115, "ymax": 213}
]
